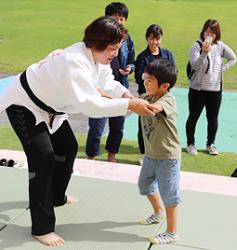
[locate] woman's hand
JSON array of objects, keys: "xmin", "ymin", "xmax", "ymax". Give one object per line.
[
  {"xmin": 97, "ymin": 88, "xmax": 113, "ymax": 99},
  {"xmin": 128, "ymin": 98, "xmax": 156, "ymax": 116},
  {"xmin": 147, "ymin": 103, "xmax": 163, "ymax": 114},
  {"xmin": 202, "ymin": 41, "xmax": 212, "ymax": 54},
  {"xmin": 122, "ymin": 90, "xmax": 134, "ymax": 99}
]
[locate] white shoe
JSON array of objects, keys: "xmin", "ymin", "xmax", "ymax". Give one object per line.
[
  {"xmin": 206, "ymin": 144, "xmax": 219, "ymax": 155},
  {"xmin": 149, "ymin": 231, "xmax": 179, "ymax": 244},
  {"xmin": 140, "ymin": 212, "xmax": 165, "ymax": 225},
  {"xmin": 186, "ymin": 144, "xmax": 198, "ymax": 155}
]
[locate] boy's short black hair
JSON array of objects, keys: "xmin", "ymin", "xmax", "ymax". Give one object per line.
[
  {"xmin": 144, "ymin": 59, "xmax": 178, "ymax": 90},
  {"xmin": 105, "ymin": 2, "xmax": 129, "ymax": 19},
  {"xmin": 83, "ymin": 16, "xmax": 126, "ymax": 51},
  {"xmin": 146, "ymin": 24, "xmax": 163, "ymax": 39}
]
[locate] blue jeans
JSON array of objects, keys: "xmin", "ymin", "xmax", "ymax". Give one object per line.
[
  {"xmin": 86, "ymin": 116, "xmax": 125, "ymax": 157},
  {"xmin": 138, "ymin": 156, "xmax": 181, "ymax": 206}
]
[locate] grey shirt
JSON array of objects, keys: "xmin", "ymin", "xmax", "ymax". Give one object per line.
[{"xmin": 189, "ymin": 40, "xmax": 236, "ymax": 91}]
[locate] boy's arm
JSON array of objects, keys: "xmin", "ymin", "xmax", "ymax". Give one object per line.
[
  {"xmin": 148, "ymin": 102, "xmax": 164, "ymax": 114},
  {"xmin": 148, "ymin": 94, "xmax": 176, "ymax": 117}
]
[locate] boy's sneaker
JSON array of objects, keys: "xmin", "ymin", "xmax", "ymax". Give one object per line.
[
  {"xmin": 206, "ymin": 144, "xmax": 219, "ymax": 155},
  {"xmin": 186, "ymin": 144, "xmax": 198, "ymax": 155},
  {"xmin": 140, "ymin": 212, "xmax": 165, "ymax": 225},
  {"xmin": 149, "ymin": 231, "xmax": 179, "ymax": 244}
]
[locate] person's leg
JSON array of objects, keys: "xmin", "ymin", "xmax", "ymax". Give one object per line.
[
  {"xmin": 149, "ymin": 159, "xmax": 181, "ymax": 244},
  {"xmin": 186, "ymin": 89, "xmax": 205, "ymax": 146},
  {"xmin": 147, "ymin": 193, "xmax": 164, "ymax": 215},
  {"xmin": 105, "ymin": 116, "xmax": 125, "ymax": 162},
  {"xmin": 138, "ymin": 116, "xmax": 145, "ymax": 154},
  {"xmin": 165, "ymin": 205, "xmax": 178, "ymax": 233},
  {"xmin": 138, "ymin": 156, "xmax": 165, "ymax": 225},
  {"xmin": 50, "ymin": 120, "xmax": 78, "ymax": 206},
  {"xmin": 85, "ymin": 117, "xmax": 106, "ymax": 158},
  {"xmin": 6, "ymin": 105, "xmax": 63, "ymax": 246},
  {"xmin": 206, "ymin": 91, "xmax": 222, "ymax": 146},
  {"xmin": 158, "ymin": 159, "xmax": 181, "ymax": 231},
  {"xmin": 33, "ymin": 121, "xmax": 78, "ymax": 246},
  {"xmin": 149, "ymin": 205, "xmax": 178, "ymax": 244}
]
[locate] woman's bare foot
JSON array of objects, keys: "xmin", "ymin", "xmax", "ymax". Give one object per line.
[
  {"xmin": 33, "ymin": 232, "xmax": 65, "ymax": 246},
  {"xmin": 67, "ymin": 195, "xmax": 78, "ymax": 204},
  {"xmin": 108, "ymin": 152, "xmax": 117, "ymax": 163},
  {"xmin": 87, "ymin": 156, "xmax": 95, "ymax": 160}
]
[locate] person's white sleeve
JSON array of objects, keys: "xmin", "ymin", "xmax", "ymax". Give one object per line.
[
  {"xmin": 66, "ymin": 59, "xmax": 129, "ymax": 118},
  {"xmin": 97, "ymin": 64, "xmax": 128, "ymax": 97}
]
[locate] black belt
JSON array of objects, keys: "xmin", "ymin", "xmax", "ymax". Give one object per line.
[{"xmin": 20, "ymin": 71, "xmax": 65, "ymax": 127}]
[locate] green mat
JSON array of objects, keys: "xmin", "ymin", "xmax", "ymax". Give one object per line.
[
  {"xmin": 1, "ymin": 167, "xmax": 237, "ymax": 250},
  {"xmin": 152, "ymin": 191, "xmax": 237, "ymax": 250},
  {"xmin": 0, "ymin": 168, "xmax": 159, "ymax": 250},
  {"xmin": 0, "ymin": 167, "xmax": 28, "ymax": 230}
]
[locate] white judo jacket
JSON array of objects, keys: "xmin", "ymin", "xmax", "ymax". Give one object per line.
[{"xmin": 0, "ymin": 42, "xmax": 129, "ymax": 133}]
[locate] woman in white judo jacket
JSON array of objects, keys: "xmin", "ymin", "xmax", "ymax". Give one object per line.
[{"xmin": 0, "ymin": 16, "xmax": 157, "ymax": 246}]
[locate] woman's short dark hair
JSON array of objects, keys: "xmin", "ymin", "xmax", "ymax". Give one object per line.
[
  {"xmin": 200, "ymin": 19, "xmax": 221, "ymax": 43},
  {"xmin": 105, "ymin": 2, "xmax": 129, "ymax": 20},
  {"xmin": 144, "ymin": 59, "xmax": 178, "ymax": 90},
  {"xmin": 83, "ymin": 16, "xmax": 127, "ymax": 51},
  {"xmin": 146, "ymin": 24, "xmax": 163, "ymax": 39}
]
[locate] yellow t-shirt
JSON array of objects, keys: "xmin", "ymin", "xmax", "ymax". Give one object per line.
[{"xmin": 141, "ymin": 92, "xmax": 181, "ymax": 160}]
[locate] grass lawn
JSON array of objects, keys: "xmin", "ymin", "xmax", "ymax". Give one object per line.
[
  {"xmin": 1, "ymin": 124, "xmax": 237, "ymax": 177},
  {"xmin": 0, "ymin": 0, "xmax": 237, "ymax": 88}
]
